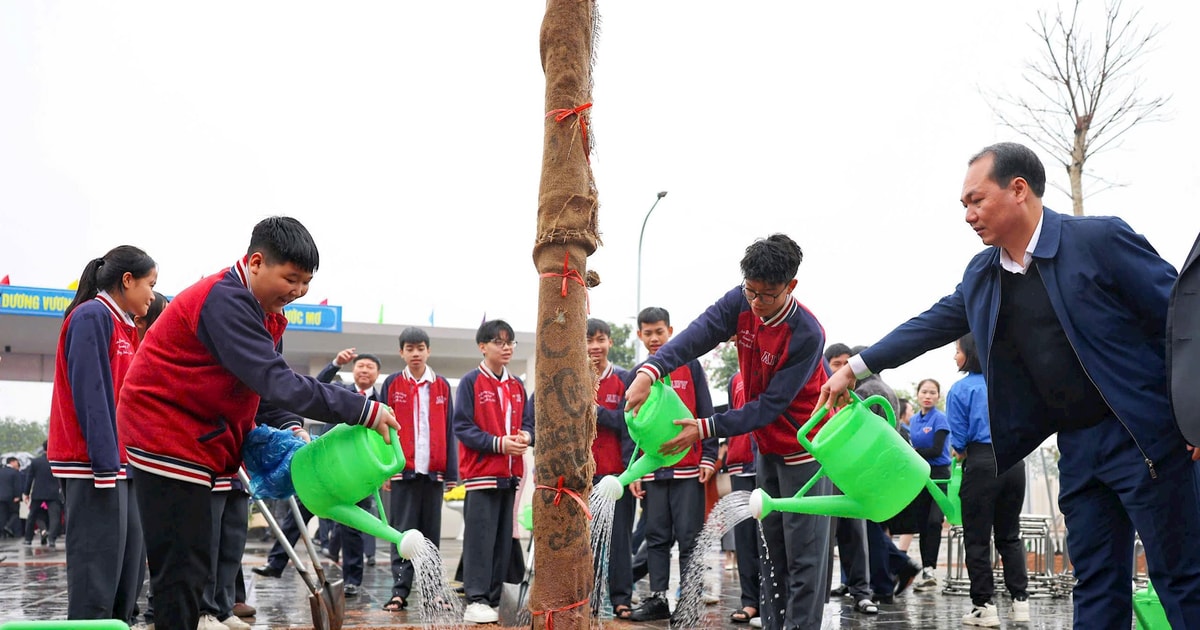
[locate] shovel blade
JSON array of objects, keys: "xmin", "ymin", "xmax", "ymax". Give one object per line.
[
  {"xmin": 324, "ymin": 578, "xmax": 346, "ymax": 630},
  {"xmin": 308, "ymin": 592, "xmax": 331, "ymax": 630}
]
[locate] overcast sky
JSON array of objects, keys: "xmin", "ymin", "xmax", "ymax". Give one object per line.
[{"xmin": 2, "ymin": 1, "xmax": 1199, "ymax": 422}]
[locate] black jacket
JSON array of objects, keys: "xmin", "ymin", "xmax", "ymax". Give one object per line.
[
  {"xmin": 0, "ymin": 465, "xmax": 21, "ymax": 501},
  {"xmin": 24, "ymin": 455, "xmax": 61, "ymax": 502}
]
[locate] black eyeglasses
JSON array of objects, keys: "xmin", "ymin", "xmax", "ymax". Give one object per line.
[
  {"xmin": 741, "ymin": 284, "xmax": 784, "ymax": 306},
  {"xmin": 489, "ymin": 339, "xmax": 517, "ymax": 348}
]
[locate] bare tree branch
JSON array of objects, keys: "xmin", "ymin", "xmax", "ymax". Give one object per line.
[{"xmin": 987, "ymin": 0, "xmax": 1169, "ymax": 214}]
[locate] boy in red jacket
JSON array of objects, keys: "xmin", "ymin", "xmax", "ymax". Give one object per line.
[
  {"xmin": 378, "ymin": 326, "xmax": 458, "ymax": 612},
  {"xmin": 117, "ymin": 217, "xmax": 400, "ymax": 630},
  {"xmin": 453, "ymin": 319, "xmax": 533, "ymax": 624}
]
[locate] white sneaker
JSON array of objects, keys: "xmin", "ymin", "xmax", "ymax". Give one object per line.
[
  {"xmin": 749, "ymin": 617, "xmax": 762, "ymax": 628},
  {"xmin": 962, "ymin": 603, "xmax": 1001, "ymax": 627},
  {"xmin": 197, "ymin": 614, "xmax": 226, "ymax": 630},
  {"xmin": 463, "ymin": 602, "xmax": 499, "ymax": 624},
  {"xmin": 913, "ymin": 567, "xmax": 940, "ymax": 591},
  {"xmin": 221, "ymin": 615, "xmax": 252, "ymax": 630},
  {"xmin": 1010, "ymin": 598, "xmax": 1030, "ymax": 622}
]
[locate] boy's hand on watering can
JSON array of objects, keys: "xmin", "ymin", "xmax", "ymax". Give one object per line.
[
  {"xmin": 374, "ymin": 405, "xmax": 401, "ymax": 444},
  {"xmin": 624, "ymin": 372, "xmax": 653, "ymax": 416},
  {"xmin": 660, "ymin": 419, "xmax": 701, "ymax": 456},
  {"xmin": 816, "ymin": 364, "xmax": 857, "ymax": 412}
]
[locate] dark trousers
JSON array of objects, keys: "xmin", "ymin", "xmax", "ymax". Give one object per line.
[
  {"xmin": 63, "ymin": 478, "xmax": 144, "ymax": 623},
  {"xmin": 730, "ymin": 474, "xmax": 761, "ymax": 610},
  {"xmin": 462, "ymin": 487, "xmax": 515, "ymax": 606},
  {"xmin": 594, "ymin": 475, "xmax": 635, "ymax": 608},
  {"xmin": 136, "ymin": 472, "xmax": 212, "ymax": 630},
  {"xmin": 910, "ymin": 463, "xmax": 949, "ymax": 569},
  {"xmin": 830, "ymin": 483, "xmax": 871, "ymax": 602},
  {"xmin": 337, "ymin": 496, "xmax": 374, "ymax": 587},
  {"xmin": 757, "ymin": 455, "xmax": 831, "ymax": 630},
  {"xmin": 960, "ymin": 443, "xmax": 1028, "ymax": 606},
  {"xmin": 266, "ymin": 499, "xmax": 314, "ymax": 571},
  {"xmin": 25, "ymin": 497, "xmax": 62, "ymax": 543},
  {"xmin": 866, "ymin": 520, "xmax": 912, "ymax": 597},
  {"xmin": 0, "ymin": 498, "xmax": 20, "ymax": 536},
  {"xmin": 643, "ymin": 477, "xmax": 704, "ymax": 593},
  {"xmin": 202, "ymin": 491, "xmax": 249, "ymax": 619},
  {"xmin": 1058, "ymin": 417, "xmax": 1200, "ymax": 630},
  {"xmin": 389, "ymin": 476, "xmax": 444, "ymax": 598}
]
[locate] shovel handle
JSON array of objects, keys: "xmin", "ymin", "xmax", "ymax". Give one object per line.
[
  {"xmin": 288, "ymin": 496, "xmax": 330, "ymax": 584},
  {"xmin": 237, "ymin": 469, "xmax": 322, "ymax": 595}
]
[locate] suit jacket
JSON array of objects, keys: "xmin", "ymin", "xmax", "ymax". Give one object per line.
[
  {"xmin": 316, "ymin": 362, "xmax": 381, "ymax": 401},
  {"xmin": 24, "ymin": 455, "xmax": 62, "ymax": 502},
  {"xmin": 1168, "ymin": 232, "xmax": 1200, "ymax": 445},
  {"xmin": 0, "ymin": 466, "xmax": 22, "ymax": 501}
]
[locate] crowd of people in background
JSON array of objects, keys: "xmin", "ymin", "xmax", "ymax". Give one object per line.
[{"xmin": 14, "ymin": 140, "xmax": 1200, "ymax": 630}]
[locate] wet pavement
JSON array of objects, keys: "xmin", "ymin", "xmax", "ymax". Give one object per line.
[{"xmin": 0, "ymin": 529, "xmax": 1085, "ymax": 629}]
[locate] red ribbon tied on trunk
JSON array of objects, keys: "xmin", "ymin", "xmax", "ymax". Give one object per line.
[
  {"xmin": 539, "ymin": 252, "xmax": 590, "ymax": 313},
  {"xmin": 546, "ymin": 102, "xmax": 592, "ymax": 162}
]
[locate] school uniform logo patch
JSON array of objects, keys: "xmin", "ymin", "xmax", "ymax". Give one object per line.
[{"xmin": 479, "ymin": 391, "xmax": 497, "ymax": 404}]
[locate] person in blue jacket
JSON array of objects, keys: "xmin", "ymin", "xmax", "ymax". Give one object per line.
[
  {"xmin": 947, "ymin": 333, "xmax": 1029, "ymax": 626},
  {"xmin": 906, "ymin": 378, "xmax": 950, "ymax": 593},
  {"xmin": 820, "ymin": 142, "xmax": 1200, "ymax": 630}
]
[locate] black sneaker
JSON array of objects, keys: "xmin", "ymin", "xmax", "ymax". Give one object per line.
[
  {"xmin": 344, "ymin": 584, "xmax": 360, "ymax": 598},
  {"xmin": 894, "ymin": 560, "xmax": 921, "ymax": 596},
  {"xmin": 629, "ymin": 593, "xmax": 671, "ymax": 621},
  {"xmin": 830, "ymin": 584, "xmax": 849, "ymax": 597},
  {"xmin": 251, "ymin": 565, "xmax": 283, "ymax": 578}
]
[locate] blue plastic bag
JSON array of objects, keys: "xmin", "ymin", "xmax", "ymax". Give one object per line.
[{"xmin": 242, "ymin": 425, "xmax": 307, "ymax": 499}]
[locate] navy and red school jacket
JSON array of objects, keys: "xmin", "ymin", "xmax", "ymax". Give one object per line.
[
  {"xmin": 117, "ymin": 258, "xmax": 387, "ymax": 487},
  {"xmin": 454, "ymin": 363, "xmax": 534, "ymax": 490},
  {"xmin": 627, "ymin": 359, "xmax": 718, "ymax": 481},
  {"xmin": 380, "ymin": 367, "xmax": 458, "ymax": 485},
  {"xmin": 638, "ymin": 287, "xmax": 828, "ymax": 465},
  {"xmin": 593, "ymin": 362, "xmax": 634, "ymax": 478},
  {"xmin": 47, "ymin": 292, "xmax": 140, "ymax": 488},
  {"xmin": 723, "ymin": 371, "xmax": 757, "ymax": 476}
]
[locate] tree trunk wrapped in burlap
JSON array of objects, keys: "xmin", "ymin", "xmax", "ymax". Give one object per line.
[{"xmin": 530, "ymin": 1, "xmax": 601, "ymax": 629}]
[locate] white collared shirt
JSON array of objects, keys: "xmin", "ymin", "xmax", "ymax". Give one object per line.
[
  {"xmin": 406, "ymin": 366, "xmax": 436, "ymax": 475},
  {"xmin": 999, "ymin": 214, "xmax": 1043, "ymax": 275}
]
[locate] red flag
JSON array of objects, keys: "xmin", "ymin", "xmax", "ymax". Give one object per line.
[
  {"xmin": 319, "ymin": 298, "xmax": 328, "ymax": 305},
  {"xmin": 0, "ymin": 275, "xmax": 9, "ymax": 285}
]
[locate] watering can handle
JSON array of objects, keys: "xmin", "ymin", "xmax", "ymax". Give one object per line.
[
  {"xmin": 797, "ymin": 390, "xmax": 896, "ymax": 452},
  {"xmin": 389, "ymin": 425, "xmax": 404, "ymax": 469}
]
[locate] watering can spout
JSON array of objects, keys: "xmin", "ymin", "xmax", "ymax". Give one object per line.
[
  {"xmin": 595, "ymin": 475, "xmax": 624, "ymax": 501},
  {"xmin": 616, "ymin": 453, "xmax": 663, "ymax": 487},
  {"xmin": 926, "ymin": 460, "xmax": 964, "ymax": 526},
  {"xmin": 323, "ymin": 502, "xmax": 425, "ymax": 559},
  {"xmin": 751, "ymin": 488, "xmax": 872, "ymax": 520}
]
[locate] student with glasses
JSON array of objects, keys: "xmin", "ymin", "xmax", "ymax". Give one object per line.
[{"xmin": 453, "ymin": 319, "xmax": 533, "ymax": 624}]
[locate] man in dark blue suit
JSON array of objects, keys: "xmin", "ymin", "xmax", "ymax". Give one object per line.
[
  {"xmin": 1169, "ymin": 232, "xmax": 1200, "ymax": 448},
  {"xmin": 822, "ymin": 142, "xmax": 1200, "ymax": 630},
  {"xmin": 0, "ymin": 457, "xmax": 23, "ymax": 537}
]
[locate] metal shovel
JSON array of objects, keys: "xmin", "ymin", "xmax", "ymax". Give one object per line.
[{"xmin": 239, "ymin": 469, "xmax": 345, "ymax": 630}]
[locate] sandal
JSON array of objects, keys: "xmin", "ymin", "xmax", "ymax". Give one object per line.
[
  {"xmin": 614, "ymin": 605, "xmax": 633, "ymax": 620},
  {"xmin": 731, "ymin": 607, "xmax": 757, "ymax": 623},
  {"xmin": 854, "ymin": 599, "xmax": 879, "ymax": 615},
  {"xmin": 382, "ymin": 595, "xmax": 407, "ymax": 612}
]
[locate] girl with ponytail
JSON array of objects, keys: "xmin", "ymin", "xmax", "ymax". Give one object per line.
[{"xmin": 48, "ymin": 245, "xmax": 157, "ymax": 623}]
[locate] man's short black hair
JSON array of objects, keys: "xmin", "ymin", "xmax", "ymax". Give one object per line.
[
  {"xmin": 741, "ymin": 234, "xmax": 803, "ymax": 285},
  {"xmin": 637, "ymin": 307, "xmax": 670, "ymax": 329},
  {"xmin": 353, "ymin": 353, "xmax": 381, "ymax": 370},
  {"xmin": 587, "ymin": 318, "xmax": 612, "ymax": 338},
  {"xmin": 398, "ymin": 327, "xmax": 431, "ymax": 348},
  {"xmin": 824, "ymin": 342, "xmax": 852, "ymax": 362},
  {"xmin": 248, "ymin": 216, "xmax": 320, "ymax": 272},
  {"xmin": 476, "ymin": 319, "xmax": 515, "ymax": 345},
  {"xmin": 969, "ymin": 142, "xmax": 1046, "ymax": 198},
  {"xmin": 4, "ymin": 457, "xmax": 17, "ymax": 465}
]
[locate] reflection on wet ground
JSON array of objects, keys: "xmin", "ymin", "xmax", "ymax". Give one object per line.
[{"xmin": 0, "ymin": 534, "xmax": 1078, "ymax": 628}]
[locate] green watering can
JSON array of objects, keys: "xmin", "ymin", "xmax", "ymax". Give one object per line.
[
  {"xmin": 1134, "ymin": 581, "xmax": 1172, "ymax": 630},
  {"xmin": 749, "ymin": 391, "xmax": 962, "ymax": 525},
  {"xmin": 594, "ymin": 376, "xmax": 694, "ymax": 501},
  {"xmin": 291, "ymin": 423, "xmax": 425, "ymax": 559}
]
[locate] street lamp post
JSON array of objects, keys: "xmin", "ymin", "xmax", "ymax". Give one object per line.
[{"xmin": 636, "ymin": 191, "xmax": 668, "ymax": 362}]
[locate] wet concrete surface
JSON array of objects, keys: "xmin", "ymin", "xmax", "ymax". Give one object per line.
[{"xmin": 0, "ymin": 533, "xmax": 1082, "ymax": 628}]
